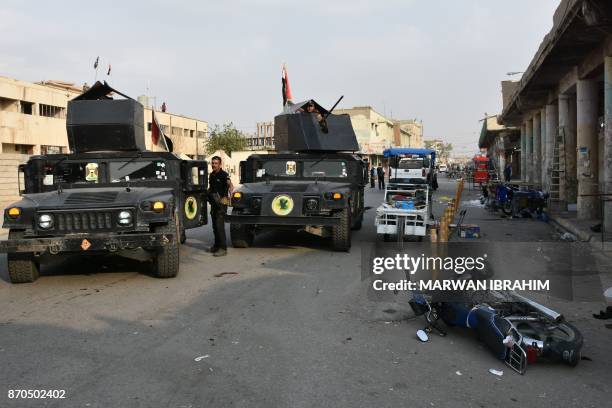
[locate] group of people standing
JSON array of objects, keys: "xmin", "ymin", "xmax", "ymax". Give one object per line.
[{"xmin": 369, "ymin": 164, "xmax": 386, "ymax": 190}]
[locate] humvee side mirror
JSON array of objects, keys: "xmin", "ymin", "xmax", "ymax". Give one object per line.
[{"xmin": 239, "ymin": 161, "xmax": 247, "ymax": 184}]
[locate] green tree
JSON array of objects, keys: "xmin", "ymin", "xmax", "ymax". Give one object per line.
[
  {"xmin": 440, "ymin": 143, "xmax": 453, "ymax": 161},
  {"xmin": 205, "ymin": 122, "xmax": 247, "ymax": 155}
]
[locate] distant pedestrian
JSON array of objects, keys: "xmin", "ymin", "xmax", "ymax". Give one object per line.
[
  {"xmin": 208, "ymin": 156, "xmax": 233, "ymax": 256},
  {"xmin": 377, "ymin": 165, "xmax": 385, "ymax": 190},
  {"xmin": 370, "ymin": 166, "xmax": 376, "ymax": 188},
  {"xmin": 504, "ymin": 162, "xmax": 512, "ymax": 182}
]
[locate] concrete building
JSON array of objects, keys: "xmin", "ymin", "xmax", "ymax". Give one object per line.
[
  {"xmin": 478, "ymin": 115, "xmax": 521, "ymax": 180},
  {"xmin": 0, "ymin": 75, "xmax": 208, "ymax": 208},
  {"xmin": 335, "ymin": 106, "xmax": 423, "ymax": 165},
  {"xmin": 244, "ymin": 121, "xmax": 274, "ymax": 150},
  {"xmin": 499, "ymin": 0, "xmax": 612, "ymax": 231}
]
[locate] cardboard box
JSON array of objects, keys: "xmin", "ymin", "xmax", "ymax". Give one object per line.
[{"xmin": 459, "ymin": 224, "xmax": 480, "ymax": 239}]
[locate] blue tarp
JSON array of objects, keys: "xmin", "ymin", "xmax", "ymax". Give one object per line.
[{"xmin": 383, "ymin": 148, "xmax": 436, "ymax": 165}]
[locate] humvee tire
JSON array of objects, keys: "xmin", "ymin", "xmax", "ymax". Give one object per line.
[
  {"xmin": 230, "ymin": 211, "xmax": 255, "ymax": 248},
  {"xmin": 332, "ymin": 208, "xmax": 351, "ymax": 251},
  {"xmin": 7, "ymin": 230, "xmax": 40, "ymax": 283},
  {"xmin": 151, "ymin": 213, "xmax": 180, "ymax": 278}
]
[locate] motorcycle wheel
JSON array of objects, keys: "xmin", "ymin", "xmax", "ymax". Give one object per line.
[
  {"xmin": 515, "ymin": 320, "xmax": 583, "ymax": 366},
  {"xmin": 501, "ymin": 201, "xmax": 513, "ymax": 215}
]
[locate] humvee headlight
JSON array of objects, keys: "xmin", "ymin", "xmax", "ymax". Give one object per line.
[
  {"xmin": 38, "ymin": 214, "xmax": 53, "ymax": 229},
  {"xmin": 117, "ymin": 210, "xmax": 132, "ymax": 226},
  {"xmin": 305, "ymin": 198, "xmax": 318, "ymax": 211},
  {"xmin": 7, "ymin": 207, "xmax": 21, "ymax": 218},
  {"xmin": 232, "ymin": 192, "xmax": 242, "ymax": 200},
  {"xmin": 152, "ymin": 201, "xmax": 165, "ymax": 212},
  {"xmin": 332, "ymin": 192, "xmax": 343, "ymax": 200}
]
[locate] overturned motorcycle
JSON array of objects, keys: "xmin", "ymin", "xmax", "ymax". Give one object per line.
[{"xmin": 409, "ymin": 290, "xmax": 583, "ymax": 374}]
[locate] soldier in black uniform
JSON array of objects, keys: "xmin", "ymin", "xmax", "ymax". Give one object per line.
[{"xmin": 208, "ymin": 156, "xmax": 233, "ymax": 256}]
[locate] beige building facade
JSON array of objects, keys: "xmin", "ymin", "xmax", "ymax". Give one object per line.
[
  {"xmin": 0, "ymin": 76, "xmax": 208, "ymax": 158},
  {"xmin": 0, "ymin": 75, "xmax": 208, "ymax": 210},
  {"xmin": 334, "ymin": 106, "xmax": 423, "ymax": 165}
]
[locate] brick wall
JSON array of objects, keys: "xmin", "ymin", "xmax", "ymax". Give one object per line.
[{"xmin": 0, "ymin": 153, "xmax": 28, "ymax": 211}]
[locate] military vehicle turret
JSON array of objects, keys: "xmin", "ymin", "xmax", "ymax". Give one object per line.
[
  {"xmin": 228, "ymin": 99, "xmax": 367, "ymax": 251},
  {"xmin": 0, "ymin": 82, "xmax": 208, "ymax": 282}
]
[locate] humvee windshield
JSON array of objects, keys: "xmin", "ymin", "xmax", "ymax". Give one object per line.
[
  {"xmin": 255, "ymin": 160, "xmax": 348, "ymax": 178},
  {"xmin": 303, "ymin": 160, "xmax": 347, "ymax": 178},
  {"xmin": 46, "ymin": 159, "xmax": 167, "ymax": 186},
  {"xmin": 110, "ymin": 160, "xmax": 167, "ymax": 182}
]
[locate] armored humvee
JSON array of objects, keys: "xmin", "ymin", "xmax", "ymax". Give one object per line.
[
  {"xmin": 0, "ymin": 82, "xmax": 208, "ymax": 283},
  {"xmin": 227, "ymin": 100, "xmax": 367, "ymax": 251}
]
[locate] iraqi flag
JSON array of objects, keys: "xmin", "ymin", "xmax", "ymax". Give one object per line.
[
  {"xmin": 282, "ymin": 63, "xmax": 293, "ymax": 107},
  {"xmin": 151, "ymin": 109, "xmax": 172, "ymax": 152}
]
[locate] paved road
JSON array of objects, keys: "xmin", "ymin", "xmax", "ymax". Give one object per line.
[{"xmin": 1, "ymin": 178, "xmax": 610, "ymax": 408}]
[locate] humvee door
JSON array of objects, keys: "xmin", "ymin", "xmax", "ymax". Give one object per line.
[{"xmin": 181, "ymin": 160, "xmax": 208, "ymax": 229}]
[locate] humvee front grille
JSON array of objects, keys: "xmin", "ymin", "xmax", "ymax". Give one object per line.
[
  {"xmin": 64, "ymin": 192, "xmax": 119, "ymax": 205},
  {"xmin": 53, "ymin": 211, "xmax": 114, "ymax": 231},
  {"xmin": 271, "ymin": 184, "xmax": 309, "ymax": 192}
]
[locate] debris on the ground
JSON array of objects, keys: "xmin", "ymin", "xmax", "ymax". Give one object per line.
[
  {"xmin": 455, "ymin": 371, "xmax": 462, "ymax": 376},
  {"xmin": 194, "ymin": 355, "xmax": 210, "ymax": 362},
  {"xmin": 462, "ymin": 199, "xmax": 484, "ymax": 208},
  {"xmin": 489, "ymin": 368, "xmax": 504, "ymax": 376},
  {"xmin": 560, "ymin": 232, "xmax": 577, "ymax": 242},
  {"xmin": 214, "ymin": 272, "xmax": 239, "ymax": 278},
  {"xmin": 590, "ymin": 223, "xmax": 602, "ymax": 232},
  {"xmin": 593, "ymin": 306, "xmax": 612, "ymax": 320}
]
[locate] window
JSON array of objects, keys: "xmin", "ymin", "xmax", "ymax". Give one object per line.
[
  {"xmin": 41, "ymin": 145, "xmax": 63, "ymax": 155},
  {"xmin": 20, "ymin": 101, "xmax": 33, "ymax": 115},
  {"xmin": 398, "ymin": 159, "xmax": 424, "ymax": 169},
  {"xmin": 39, "ymin": 104, "xmax": 65, "ymax": 119},
  {"xmin": 190, "ymin": 129, "xmax": 195, "ymax": 138},
  {"xmin": 303, "ymin": 160, "xmax": 348, "ymax": 178},
  {"xmin": 147, "ymin": 122, "xmax": 152, "ymax": 131},
  {"xmin": 172, "ymin": 126, "xmax": 181, "ymax": 136},
  {"xmin": 54, "ymin": 162, "xmax": 100, "ymax": 184},
  {"xmin": 197, "ymin": 131, "xmax": 206, "ymax": 139},
  {"xmin": 255, "ymin": 161, "xmax": 296, "ymax": 178},
  {"xmin": 109, "ymin": 160, "xmax": 167, "ymax": 182}
]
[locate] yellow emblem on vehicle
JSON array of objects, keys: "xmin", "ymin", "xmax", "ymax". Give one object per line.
[
  {"xmin": 184, "ymin": 196, "xmax": 198, "ymax": 220},
  {"xmin": 85, "ymin": 163, "xmax": 99, "ymax": 182},
  {"xmin": 271, "ymin": 194, "xmax": 293, "ymax": 216}
]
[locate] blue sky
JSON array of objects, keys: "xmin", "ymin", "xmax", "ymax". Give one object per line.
[{"xmin": 0, "ymin": 0, "xmax": 560, "ymax": 155}]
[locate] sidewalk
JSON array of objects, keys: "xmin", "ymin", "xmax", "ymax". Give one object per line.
[{"xmin": 548, "ymin": 211, "xmax": 612, "ymax": 251}]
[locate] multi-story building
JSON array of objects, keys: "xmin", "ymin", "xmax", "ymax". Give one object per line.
[
  {"xmin": 0, "ymin": 75, "xmax": 208, "ymax": 209},
  {"xmin": 0, "ymin": 76, "xmax": 208, "ymax": 158},
  {"xmin": 334, "ymin": 106, "xmax": 423, "ymax": 166},
  {"xmin": 243, "ymin": 121, "xmax": 274, "ymax": 150}
]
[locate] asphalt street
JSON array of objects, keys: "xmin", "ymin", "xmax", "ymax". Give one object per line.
[{"xmin": 0, "ymin": 177, "xmax": 610, "ymax": 408}]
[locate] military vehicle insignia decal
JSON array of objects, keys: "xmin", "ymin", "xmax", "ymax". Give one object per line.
[
  {"xmin": 286, "ymin": 161, "xmax": 297, "ymax": 175},
  {"xmin": 184, "ymin": 196, "xmax": 198, "ymax": 220},
  {"xmin": 271, "ymin": 194, "xmax": 293, "ymax": 216},
  {"xmin": 85, "ymin": 163, "xmax": 99, "ymax": 182}
]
